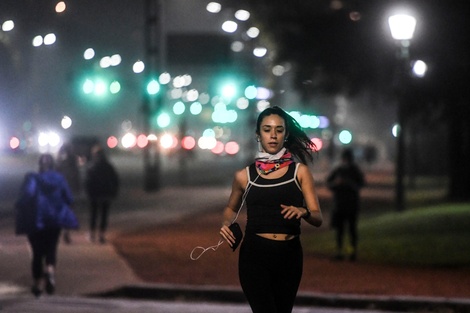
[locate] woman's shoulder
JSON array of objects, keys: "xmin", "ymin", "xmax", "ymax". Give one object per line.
[
  {"xmin": 233, "ymin": 166, "xmax": 249, "ymax": 187},
  {"xmin": 295, "ymin": 162, "xmax": 315, "ymax": 179}
]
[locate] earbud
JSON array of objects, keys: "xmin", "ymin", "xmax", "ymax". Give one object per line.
[{"xmin": 256, "ymin": 137, "xmax": 260, "ymax": 142}]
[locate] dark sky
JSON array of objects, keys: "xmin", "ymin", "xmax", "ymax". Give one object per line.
[
  {"xmin": 1, "ymin": 0, "xmax": 469, "ymax": 150},
  {"xmin": 1, "ymin": 0, "xmax": 226, "ymax": 144}
]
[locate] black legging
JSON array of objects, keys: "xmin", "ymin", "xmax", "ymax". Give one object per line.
[
  {"xmin": 239, "ymin": 232, "xmax": 303, "ymax": 313},
  {"xmin": 90, "ymin": 198, "xmax": 110, "ymax": 233},
  {"xmin": 27, "ymin": 228, "xmax": 61, "ymax": 280}
]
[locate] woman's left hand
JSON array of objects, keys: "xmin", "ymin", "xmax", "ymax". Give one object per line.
[{"xmin": 280, "ymin": 204, "xmax": 304, "ymax": 220}]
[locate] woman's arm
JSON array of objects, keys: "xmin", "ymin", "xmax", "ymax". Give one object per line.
[
  {"xmin": 219, "ymin": 168, "xmax": 247, "ymax": 246},
  {"xmin": 297, "ymin": 163, "xmax": 323, "ymax": 227}
]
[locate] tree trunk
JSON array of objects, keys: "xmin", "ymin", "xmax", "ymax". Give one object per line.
[{"xmin": 448, "ymin": 97, "xmax": 470, "ymax": 201}]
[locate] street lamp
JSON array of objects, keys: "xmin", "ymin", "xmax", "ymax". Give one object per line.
[{"xmin": 388, "ymin": 13, "xmax": 417, "ymax": 211}]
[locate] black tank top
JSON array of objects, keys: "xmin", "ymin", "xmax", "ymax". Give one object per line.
[{"xmin": 245, "ymin": 162, "xmax": 304, "ymax": 235}]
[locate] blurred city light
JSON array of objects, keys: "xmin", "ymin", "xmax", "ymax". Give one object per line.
[
  {"xmin": 83, "ymin": 48, "xmax": 95, "ymax": 60},
  {"xmin": 32, "ymin": 36, "xmax": 43, "ymax": 47},
  {"xmin": 338, "ymin": 130, "xmax": 353, "ymax": 144},
  {"xmin": 159, "ymin": 72, "xmax": 171, "ymax": 85},
  {"xmin": 246, "ymin": 27, "xmax": 260, "ymax": 39},
  {"xmin": 256, "ymin": 87, "xmax": 272, "ymax": 100},
  {"xmin": 311, "ymin": 138, "xmax": 323, "ymax": 151},
  {"xmin": 38, "ymin": 131, "xmax": 61, "ymax": 151},
  {"xmin": 206, "ymin": 2, "xmax": 221, "ymax": 13},
  {"xmin": 10, "ymin": 136, "xmax": 20, "ymax": 150},
  {"xmin": 61, "ymin": 115, "xmax": 72, "ymax": 129},
  {"xmin": 256, "ymin": 100, "xmax": 270, "ymax": 112},
  {"xmin": 392, "ymin": 124, "xmax": 400, "ymax": 138},
  {"xmin": 235, "ymin": 10, "xmax": 250, "ymax": 21},
  {"xmin": 221, "ymin": 83, "xmax": 237, "ymax": 99},
  {"xmin": 107, "ymin": 136, "xmax": 119, "ymax": 148},
  {"xmin": 388, "ymin": 14, "xmax": 416, "ymax": 41},
  {"xmin": 272, "ymin": 65, "xmax": 286, "ymax": 76},
  {"xmin": 244, "ymin": 85, "xmax": 257, "ymax": 100},
  {"xmin": 231, "ymin": 41, "xmax": 244, "ymax": 52},
  {"xmin": 253, "ymin": 47, "xmax": 267, "ymax": 57},
  {"xmin": 185, "ymin": 89, "xmax": 199, "ymax": 102},
  {"xmin": 160, "ymin": 133, "xmax": 176, "ymax": 149},
  {"xmin": 2, "ymin": 20, "xmax": 14, "ymax": 32},
  {"xmin": 173, "ymin": 101, "xmax": 186, "ymax": 115},
  {"xmin": 43, "ymin": 33, "xmax": 56, "ymax": 45},
  {"xmin": 147, "ymin": 134, "xmax": 158, "ymax": 141},
  {"xmin": 181, "ymin": 136, "xmax": 196, "ymax": 150},
  {"xmin": 121, "ymin": 133, "xmax": 137, "ymax": 148},
  {"xmin": 190, "ymin": 102, "xmax": 202, "ymax": 115},
  {"xmin": 198, "ymin": 136, "xmax": 217, "ymax": 150},
  {"xmin": 412, "ymin": 60, "xmax": 427, "ymax": 77},
  {"xmin": 156, "ymin": 112, "xmax": 171, "ymax": 128},
  {"xmin": 55, "ymin": 1, "xmax": 66, "ymax": 13},
  {"xmin": 94, "ymin": 80, "xmax": 107, "ymax": 96},
  {"xmin": 236, "ymin": 97, "xmax": 249, "ymax": 110},
  {"xmin": 222, "ymin": 20, "xmax": 238, "ymax": 33},
  {"xmin": 225, "ymin": 141, "xmax": 239, "ymax": 155},
  {"xmin": 147, "ymin": 79, "xmax": 161, "ymax": 95},
  {"xmin": 133, "ymin": 60, "xmax": 145, "ymax": 73},
  {"xmin": 211, "ymin": 141, "xmax": 225, "ymax": 154},
  {"xmin": 109, "ymin": 81, "xmax": 121, "ymax": 94},
  {"xmin": 136, "ymin": 134, "xmax": 149, "ymax": 148}
]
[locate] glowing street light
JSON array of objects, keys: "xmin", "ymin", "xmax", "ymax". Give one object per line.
[{"xmin": 388, "ymin": 12, "xmax": 417, "ymax": 211}]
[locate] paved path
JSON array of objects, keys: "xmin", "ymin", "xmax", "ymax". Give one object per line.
[{"xmin": 1, "ymin": 183, "xmax": 468, "ymax": 313}]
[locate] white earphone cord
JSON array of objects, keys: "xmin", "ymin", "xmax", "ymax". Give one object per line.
[{"xmin": 190, "ymin": 174, "xmax": 260, "ymax": 261}]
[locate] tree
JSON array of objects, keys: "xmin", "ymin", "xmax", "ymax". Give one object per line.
[{"xmin": 240, "ymin": 0, "xmax": 470, "ymax": 200}]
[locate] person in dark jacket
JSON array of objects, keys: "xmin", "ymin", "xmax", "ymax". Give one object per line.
[
  {"xmin": 85, "ymin": 145, "xmax": 119, "ymax": 244},
  {"xmin": 15, "ymin": 153, "xmax": 79, "ymax": 297},
  {"xmin": 57, "ymin": 142, "xmax": 81, "ymax": 244},
  {"xmin": 326, "ymin": 148, "xmax": 365, "ymax": 261}
]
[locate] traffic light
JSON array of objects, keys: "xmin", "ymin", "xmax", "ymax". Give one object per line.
[{"xmin": 82, "ymin": 77, "xmax": 121, "ymax": 97}]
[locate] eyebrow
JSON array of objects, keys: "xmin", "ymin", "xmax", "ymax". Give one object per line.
[
  {"xmin": 261, "ymin": 125, "xmax": 285, "ymax": 130},
  {"xmin": 262, "ymin": 124, "xmax": 284, "ymax": 127}
]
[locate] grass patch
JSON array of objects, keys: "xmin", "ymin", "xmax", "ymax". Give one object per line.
[{"xmin": 304, "ymin": 203, "xmax": 470, "ymax": 266}]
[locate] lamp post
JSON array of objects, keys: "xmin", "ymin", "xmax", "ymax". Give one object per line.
[
  {"xmin": 143, "ymin": 0, "xmax": 166, "ymax": 191},
  {"xmin": 388, "ymin": 13, "xmax": 416, "ymax": 211}
]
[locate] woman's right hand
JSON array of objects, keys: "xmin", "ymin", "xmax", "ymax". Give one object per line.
[{"xmin": 220, "ymin": 224, "xmax": 235, "ymax": 247}]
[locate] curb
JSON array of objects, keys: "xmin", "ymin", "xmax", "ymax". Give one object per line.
[{"xmin": 94, "ymin": 283, "xmax": 470, "ymax": 313}]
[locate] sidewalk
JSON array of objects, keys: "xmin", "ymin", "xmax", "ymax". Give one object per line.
[{"xmin": 1, "ymin": 186, "xmax": 469, "ymax": 313}]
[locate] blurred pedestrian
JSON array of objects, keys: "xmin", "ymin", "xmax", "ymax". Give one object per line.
[
  {"xmin": 219, "ymin": 106, "xmax": 323, "ymax": 313},
  {"xmin": 15, "ymin": 153, "xmax": 79, "ymax": 297},
  {"xmin": 85, "ymin": 145, "xmax": 119, "ymax": 244},
  {"xmin": 57, "ymin": 143, "xmax": 81, "ymax": 244},
  {"xmin": 326, "ymin": 148, "xmax": 365, "ymax": 261}
]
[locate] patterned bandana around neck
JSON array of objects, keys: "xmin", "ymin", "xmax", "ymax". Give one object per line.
[{"xmin": 255, "ymin": 148, "xmax": 293, "ymax": 175}]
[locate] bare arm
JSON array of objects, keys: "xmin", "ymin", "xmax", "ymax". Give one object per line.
[
  {"xmin": 280, "ymin": 164, "xmax": 323, "ymax": 227},
  {"xmin": 219, "ymin": 168, "xmax": 248, "ymax": 247}
]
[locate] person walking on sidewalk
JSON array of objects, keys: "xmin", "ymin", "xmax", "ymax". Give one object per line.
[
  {"xmin": 220, "ymin": 106, "xmax": 323, "ymax": 313},
  {"xmin": 15, "ymin": 153, "xmax": 79, "ymax": 297},
  {"xmin": 57, "ymin": 142, "xmax": 81, "ymax": 244},
  {"xmin": 326, "ymin": 148, "xmax": 365, "ymax": 261},
  {"xmin": 85, "ymin": 145, "xmax": 119, "ymax": 244}
]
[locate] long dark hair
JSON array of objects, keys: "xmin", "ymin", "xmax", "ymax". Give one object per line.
[
  {"xmin": 256, "ymin": 106, "xmax": 317, "ymax": 164},
  {"xmin": 39, "ymin": 153, "xmax": 55, "ymax": 173}
]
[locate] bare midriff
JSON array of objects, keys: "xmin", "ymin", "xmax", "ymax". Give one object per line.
[{"xmin": 256, "ymin": 233, "xmax": 298, "ymax": 241}]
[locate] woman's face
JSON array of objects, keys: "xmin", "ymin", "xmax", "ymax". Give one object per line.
[{"xmin": 258, "ymin": 114, "xmax": 287, "ymax": 154}]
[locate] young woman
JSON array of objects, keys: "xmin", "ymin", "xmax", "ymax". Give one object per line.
[
  {"xmin": 220, "ymin": 106, "xmax": 323, "ymax": 313},
  {"xmin": 15, "ymin": 154, "xmax": 79, "ymax": 297}
]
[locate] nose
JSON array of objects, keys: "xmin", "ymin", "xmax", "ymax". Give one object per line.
[{"xmin": 270, "ymin": 130, "xmax": 277, "ymax": 138}]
